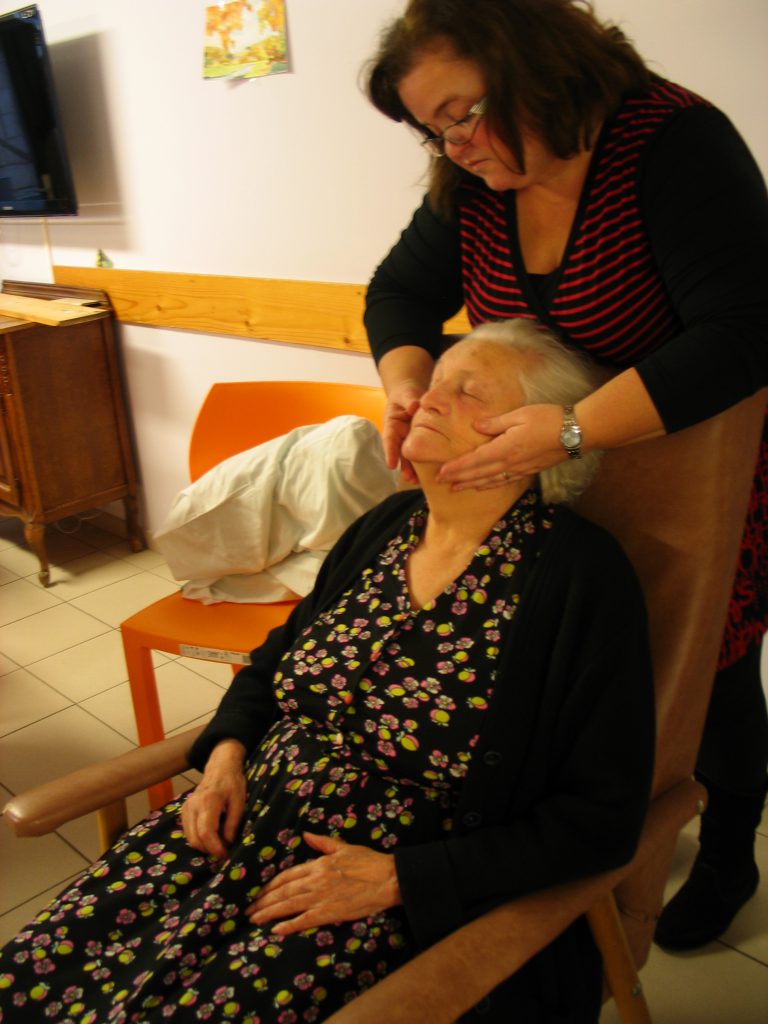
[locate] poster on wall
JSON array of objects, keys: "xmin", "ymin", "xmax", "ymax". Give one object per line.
[{"xmin": 204, "ymin": 1, "xmax": 289, "ymax": 79}]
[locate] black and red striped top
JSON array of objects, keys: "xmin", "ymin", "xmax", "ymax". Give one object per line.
[
  {"xmin": 366, "ymin": 78, "xmax": 768, "ymax": 435},
  {"xmin": 461, "ymin": 80, "xmax": 704, "ymax": 358}
]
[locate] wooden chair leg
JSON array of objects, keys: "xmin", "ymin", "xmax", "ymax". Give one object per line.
[
  {"xmin": 587, "ymin": 894, "xmax": 652, "ymax": 1024},
  {"xmin": 96, "ymin": 799, "xmax": 129, "ymax": 853}
]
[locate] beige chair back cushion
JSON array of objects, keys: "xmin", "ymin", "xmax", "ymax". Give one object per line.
[{"xmin": 574, "ymin": 391, "xmax": 766, "ymax": 797}]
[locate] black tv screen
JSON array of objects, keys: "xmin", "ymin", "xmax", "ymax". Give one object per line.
[{"xmin": 0, "ymin": 4, "xmax": 77, "ymax": 215}]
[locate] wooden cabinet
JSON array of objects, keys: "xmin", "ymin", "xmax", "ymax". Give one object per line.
[{"xmin": 0, "ymin": 280, "xmax": 144, "ymax": 585}]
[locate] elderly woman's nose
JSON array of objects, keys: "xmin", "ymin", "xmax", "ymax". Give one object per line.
[{"xmin": 420, "ymin": 381, "xmax": 448, "ymax": 411}]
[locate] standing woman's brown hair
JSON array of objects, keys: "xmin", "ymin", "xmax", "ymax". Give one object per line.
[{"xmin": 366, "ymin": 0, "xmax": 651, "ymax": 212}]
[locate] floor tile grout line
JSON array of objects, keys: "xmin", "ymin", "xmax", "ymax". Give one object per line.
[
  {"xmin": 0, "ymin": 872, "xmax": 89, "ymax": 927},
  {"xmin": 0, "ymin": 626, "xmax": 114, "ymax": 666},
  {"xmin": 16, "ymin": 666, "xmax": 130, "ymax": 711},
  {"xmin": 0, "ymin": 706, "xmax": 140, "ymax": 790},
  {"xmin": 0, "ymin": 704, "xmax": 78, "ymax": 746},
  {"xmin": 0, "ymin": 590, "xmax": 121, "ymax": 629},
  {"xmin": 54, "ymin": 818, "xmax": 119, "ymax": 866},
  {"xmin": 66, "ymin": 700, "xmax": 141, "ymax": 748},
  {"xmin": 2, "ymin": 658, "xmax": 222, "ymax": 779},
  {"xmin": 0, "ymin": 583, "xmax": 67, "ymax": 618},
  {"xmin": 716, "ymin": 938, "xmax": 768, "ymax": 969},
  {"xmin": 13, "ymin": 558, "xmax": 148, "ymax": 600},
  {"xmin": 0, "ymin": 532, "xmax": 157, "ymax": 591},
  {"xmin": 0, "ymin": 537, "xmax": 116, "ymax": 577},
  {"xmin": 71, "ymin": 695, "xmax": 216, "ymax": 750}
]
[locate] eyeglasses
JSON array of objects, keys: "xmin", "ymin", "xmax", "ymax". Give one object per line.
[{"xmin": 420, "ymin": 98, "xmax": 487, "ymax": 157}]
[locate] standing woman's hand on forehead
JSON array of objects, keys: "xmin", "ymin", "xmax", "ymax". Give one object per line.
[
  {"xmin": 382, "ymin": 377, "xmax": 425, "ymax": 485},
  {"xmin": 437, "ymin": 403, "xmax": 568, "ymax": 490}
]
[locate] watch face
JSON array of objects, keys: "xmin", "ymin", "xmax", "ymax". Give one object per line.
[{"xmin": 561, "ymin": 425, "xmax": 581, "ymax": 448}]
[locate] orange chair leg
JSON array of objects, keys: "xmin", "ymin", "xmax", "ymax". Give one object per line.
[
  {"xmin": 147, "ymin": 781, "xmax": 175, "ymax": 811},
  {"xmin": 121, "ymin": 631, "xmax": 175, "ymax": 809},
  {"xmin": 587, "ymin": 894, "xmax": 652, "ymax": 1024}
]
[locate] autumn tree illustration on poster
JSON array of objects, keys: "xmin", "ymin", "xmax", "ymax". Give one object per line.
[{"xmin": 204, "ymin": 1, "xmax": 288, "ymax": 79}]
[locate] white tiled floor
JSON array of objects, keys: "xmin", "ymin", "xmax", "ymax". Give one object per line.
[{"xmin": 0, "ymin": 512, "xmax": 767, "ymax": 1021}]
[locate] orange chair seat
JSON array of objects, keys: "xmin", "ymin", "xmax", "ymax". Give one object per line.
[{"xmin": 123, "ymin": 592, "xmax": 296, "ymax": 664}]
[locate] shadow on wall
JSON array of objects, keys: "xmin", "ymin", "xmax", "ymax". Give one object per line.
[{"xmin": 47, "ymin": 31, "xmax": 131, "ymax": 250}]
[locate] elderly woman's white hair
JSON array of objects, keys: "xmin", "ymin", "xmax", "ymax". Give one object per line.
[{"xmin": 463, "ymin": 319, "xmax": 604, "ymax": 504}]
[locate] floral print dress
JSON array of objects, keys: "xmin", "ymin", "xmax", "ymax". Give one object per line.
[{"xmin": 0, "ymin": 492, "xmax": 549, "ymax": 1024}]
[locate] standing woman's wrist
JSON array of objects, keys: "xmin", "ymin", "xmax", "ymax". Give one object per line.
[
  {"xmin": 573, "ymin": 368, "xmax": 665, "ymax": 453},
  {"xmin": 378, "ymin": 345, "xmax": 435, "ymax": 396}
]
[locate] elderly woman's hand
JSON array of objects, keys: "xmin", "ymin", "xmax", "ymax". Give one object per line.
[
  {"xmin": 245, "ymin": 832, "xmax": 401, "ymax": 935},
  {"xmin": 437, "ymin": 404, "xmax": 568, "ymax": 489},
  {"xmin": 383, "ymin": 378, "xmax": 424, "ymax": 484},
  {"xmin": 181, "ymin": 738, "xmax": 247, "ymax": 861}
]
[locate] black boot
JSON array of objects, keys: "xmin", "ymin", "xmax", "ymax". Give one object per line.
[{"xmin": 654, "ymin": 775, "xmax": 765, "ymax": 951}]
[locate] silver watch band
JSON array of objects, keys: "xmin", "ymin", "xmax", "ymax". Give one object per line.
[{"xmin": 560, "ymin": 405, "xmax": 583, "ymax": 459}]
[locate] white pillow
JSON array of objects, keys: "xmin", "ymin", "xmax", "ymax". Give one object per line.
[{"xmin": 153, "ymin": 415, "xmax": 397, "ymax": 604}]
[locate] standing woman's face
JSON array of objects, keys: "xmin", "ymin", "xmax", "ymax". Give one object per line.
[{"xmin": 397, "ymin": 39, "xmax": 553, "ymax": 192}]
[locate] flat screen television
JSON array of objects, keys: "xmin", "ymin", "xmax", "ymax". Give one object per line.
[{"xmin": 0, "ymin": 3, "xmax": 77, "ymax": 215}]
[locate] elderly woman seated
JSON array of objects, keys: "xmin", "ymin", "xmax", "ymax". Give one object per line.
[{"xmin": 0, "ymin": 320, "xmax": 654, "ymax": 1024}]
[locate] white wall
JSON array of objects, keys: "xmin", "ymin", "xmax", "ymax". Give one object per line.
[{"xmin": 1, "ymin": 0, "xmax": 766, "ymax": 532}]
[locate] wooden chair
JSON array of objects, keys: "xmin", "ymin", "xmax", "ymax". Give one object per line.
[
  {"xmin": 4, "ymin": 391, "xmax": 765, "ymax": 1022},
  {"xmin": 120, "ymin": 381, "xmax": 387, "ymax": 807}
]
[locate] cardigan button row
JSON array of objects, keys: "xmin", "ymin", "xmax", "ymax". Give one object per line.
[{"xmin": 482, "ymin": 749, "xmax": 503, "ymax": 766}]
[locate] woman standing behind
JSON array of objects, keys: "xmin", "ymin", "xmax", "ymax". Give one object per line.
[{"xmin": 364, "ymin": 0, "xmax": 768, "ymax": 952}]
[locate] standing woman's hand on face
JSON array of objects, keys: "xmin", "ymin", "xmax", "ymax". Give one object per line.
[
  {"xmin": 181, "ymin": 738, "xmax": 248, "ymax": 861},
  {"xmin": 376, "ymin": 345, "xmax": 435, "ymax": 486},
  {"xmin": 437, "ymin": 404, "xmax": 569, "ymax": 489},
  {"xmin": 383, "ymin": 378, "xmax": 425, "ymax": 484}
]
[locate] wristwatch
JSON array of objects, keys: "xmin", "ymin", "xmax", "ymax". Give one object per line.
[{"xmin": 560, "ymin": 405, "xmax": 583, "ymax": 459}]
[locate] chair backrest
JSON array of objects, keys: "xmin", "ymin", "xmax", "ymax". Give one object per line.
[
  {"xmin": 574, "ymin": 391, "xmax": 766, "ymax": 798},
  {"xmin": 574, "ymin": 391, "xmax": 766, "ymax": 968},
  {"xmin": 188, "ymin": 380, "xmax": 388, "ymax": 481}
]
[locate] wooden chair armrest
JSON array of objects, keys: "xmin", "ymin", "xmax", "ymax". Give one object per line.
[
  {"xmin": 327, "ymin": 870, "xmax": 624, "ymax": 1024},
  {"xmin": 1, "ymin": 725, "xmax": 205, "ymax": 837},
  {"xmin": 326, "ymin": 778, "xmax": 706, "ymax": 1023}
]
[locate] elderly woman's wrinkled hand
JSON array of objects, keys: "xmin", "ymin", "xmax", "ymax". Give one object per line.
[
  {"xmin": 246, "ymin": 832, "xmax": 401, "ymax": 935},
  {"xmin": 383, "ymin": 379, "xmax": 424, "ymax": 484},
  {"xmin": 181, "ymin": 739, "xmax": 248, "ymax": 861},
  {"xmin": 437, "ymin": 403, "xmax": 569, "ymax": 490}
]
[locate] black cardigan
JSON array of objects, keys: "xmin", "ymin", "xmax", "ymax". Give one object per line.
[{"xmin": 190, "ymin": 492, "xmax": 655, "ymax": 1022}]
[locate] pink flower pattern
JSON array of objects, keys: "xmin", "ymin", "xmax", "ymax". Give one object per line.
[{"xmin": 0, "ymin": 493, "xmax": 547, "ymax": 1022}]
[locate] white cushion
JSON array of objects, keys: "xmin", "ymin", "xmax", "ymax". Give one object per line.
[{"xmin": 153, "ymin": 415, "xmax": 397, "ymax": 604}]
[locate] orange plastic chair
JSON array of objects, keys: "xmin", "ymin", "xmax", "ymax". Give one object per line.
[{"xmin": 120, "ymin": 381, "xmax": 387, "ymax": 807}]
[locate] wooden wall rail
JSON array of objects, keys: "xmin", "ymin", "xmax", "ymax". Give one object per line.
[{"xmin": 53, "ymin": 267, "xmax": 471, "ymax": 355}]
